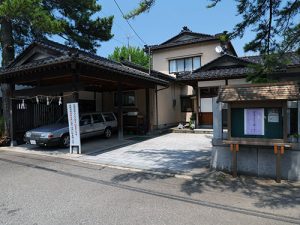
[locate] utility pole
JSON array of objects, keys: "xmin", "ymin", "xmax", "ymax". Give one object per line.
[{"xmin": 126, "ymin": 34, "xmax": 132, "ymax": 62}]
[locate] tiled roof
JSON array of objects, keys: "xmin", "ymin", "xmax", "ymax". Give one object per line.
[
  {"xmin": 0, "ymin": 39, "xmax": 169, "ymax": 85},
  {"xmin": 177, "ymin": 67, "xmax": 252, "ymax": 81},
  {"xmin": 177, "ymin": 52, "xmax": 300, "ymax": 81},
  {"xmin": 148, "ymin": 36, "xmax": 219, "ymax": 51},
  {"xmin": 120, "ymin": 60, "xmax": 176, "ymax": 82},
  {"xmin": 241, "ymin": 52, "xmax": 300, "ymax": 66},
  {"xmin": 147, "ymin": 26, "xmax": 219, "ymax": 51},
  {"xmin": 218, "ymin": 82, "xmax": 300, "ymax": 102}
]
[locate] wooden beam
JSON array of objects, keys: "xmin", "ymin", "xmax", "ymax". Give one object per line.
[
  {"xmin": 14, "ymin": 83, "xmax": 86, "ymax": 96},
  {"xmin": 117, "ymin": 82, "xmax": 123, "ymax": 140}
]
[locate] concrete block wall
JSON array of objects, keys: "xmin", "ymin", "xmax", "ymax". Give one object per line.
[{"xmin": 211, "ymin": 145, "xmax": 300, "ymax": 181}]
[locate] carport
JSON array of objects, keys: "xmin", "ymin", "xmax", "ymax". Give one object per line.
[{"xmin": 0, "ymin": 39, "xmax": 169, "ymax": 145}]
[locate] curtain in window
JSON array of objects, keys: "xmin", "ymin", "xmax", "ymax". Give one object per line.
[
  {"xmin": 185, "ymin": 58, "xmax": 193, "ymax": 71},
  {"xmin": 169, "ymin": 60, "xmax": 176, "ymax": 73},
  {"xmin": 177, "ymin": 59, "xmax": 184, "ymax": 72},
  {"xmin": 193, "ymin": 57, "xmax": 201, "ymax": 70}
]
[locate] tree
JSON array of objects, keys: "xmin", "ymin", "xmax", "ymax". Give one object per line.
[
  {"xmin": 126, "ymin": 0, "xmax": 300, "ymax": 83},
  {"xmin": 0, "ymin": 0, "xmax": 114, "ymax": 138},
  {"xmin": 208, "ymin": 0, "xmax": 300, "ymax": 54},
  {"xmin": 108, "ymin": 46, "xmax": 150, "ymax": 68},
  {"xmin": 127, "ymin": 0, "xmax": 299, "ymax": 54}
]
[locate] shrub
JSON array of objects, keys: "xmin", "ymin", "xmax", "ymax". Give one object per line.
[{"xmin": 0, "ymin": 116, "xmax": 4, "ymax": 136}]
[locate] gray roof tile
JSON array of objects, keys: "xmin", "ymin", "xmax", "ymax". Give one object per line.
[{"xmin": 0, "ymin": 39, "xmax": 169, "ymax": 85}]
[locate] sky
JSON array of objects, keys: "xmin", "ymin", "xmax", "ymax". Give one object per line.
[{"xmin": 86, "ymin": 0, "xmax": 257, "ymax": 58}]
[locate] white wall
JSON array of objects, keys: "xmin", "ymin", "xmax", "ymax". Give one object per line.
[
  {"xmin": 227, "ymin": 78, "xmax": 248, "ymax": 85},
  {"xmin": 152, "ymin": 41, "xmax": 221, "ymax": 75}
]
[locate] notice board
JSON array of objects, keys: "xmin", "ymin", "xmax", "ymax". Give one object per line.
[{"xmin": 231, "ymin": 108, "xmax": 283, "ymax": 139}]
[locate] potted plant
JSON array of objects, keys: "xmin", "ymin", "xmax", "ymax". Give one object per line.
[
  {"xmin": 290, "ymin": 133, "xmax": 299, "ymax": 143},
  {"xmin": 189, "ymin": 113, "xmax": 196, "ymax": 130}
]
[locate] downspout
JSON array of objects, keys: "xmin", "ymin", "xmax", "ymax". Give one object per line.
[{"xmin": 155, "ymin": 84, "xmax": 171, "ymax": 129}]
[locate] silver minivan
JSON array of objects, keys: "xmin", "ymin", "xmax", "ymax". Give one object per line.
[{"xmin": 24, "ymin": 112, "xmax": 118, "ymax": 147}]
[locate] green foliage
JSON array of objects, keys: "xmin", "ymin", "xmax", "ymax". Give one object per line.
[
  {"xmin": 0, "ymin": 0, "xmax": 114, "ymax": 53},
  {"xmin": 246, "ymin": 53, "xmax": 289, "ymax": 83},
  {"xmin": 125, "ymin": 0, "xmax": 155, "ymax": 19},
  {"xmin": 128, "ymin": 1, "xmax": 299, "ymax": 55},
  {"xmin": 108, "ymin": 46, "xmax": 150, "ymax": 68},
  {"xmin": 209, "ymin": 0, "xmax": 300, "ymax": 54},
  {"xmin": 0, "ymin": 116, "xmax": 4, "ymax": 136},
  {"xmin": 189, "ymin": 113, "xmax": 196, "ymax": 130}
]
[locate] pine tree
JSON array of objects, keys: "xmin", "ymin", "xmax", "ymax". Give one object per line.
[
  {"xmin": 0, "ymin": 0, "xmax": 114, "ymax": 137},
  {"xmin": 108, "ymin": 46, "xmax": 150, "ymax": 68},
  {"xmin": 127, "ymin": 0, "xmax": 300, "ymax": 83}
]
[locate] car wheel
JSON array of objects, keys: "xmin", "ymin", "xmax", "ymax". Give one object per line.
[
  {"xmin": 104, "ymin": 127, "xmax": 112, "ymax": 138},
  {"xmin": 61, "ymin": 134, "xmax": 70, "ymax": 148}
]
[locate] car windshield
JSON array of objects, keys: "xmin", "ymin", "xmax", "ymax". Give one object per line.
[{"xmin": 56, "ymin": 115, "xmax": 68, "ymax": 124}]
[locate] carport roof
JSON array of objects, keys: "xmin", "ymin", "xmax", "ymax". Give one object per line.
[
  {"xmin": 217, "ymin": 81, "xmax": 300, "ymax": 102},
  {"xmin": 0, "ymin": 39, "xmax": 169, "ymax": 86}
]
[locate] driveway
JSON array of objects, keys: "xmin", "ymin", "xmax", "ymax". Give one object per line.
[{"xmin": 82, "ymin": 133, "xmax": 212, "ymax": 175}]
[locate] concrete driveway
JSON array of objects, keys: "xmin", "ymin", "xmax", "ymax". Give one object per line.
[
  {"xmin": 82, "ymin": 133, "xmax": 212, "ymax": 175},
  {"xmin": 4, "ymin": 133, "xmax": 213, "ymax": 176}
]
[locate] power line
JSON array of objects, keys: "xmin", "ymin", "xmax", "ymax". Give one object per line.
[
  {"xmin": 112, "ymin": 37, "xmax": 126, "ymax": 46},
  {"xmin": 100, "ymin": 10, "xmax": 144, "ymax": 47},
  {"xmin": 113, "ymin": 0, "xmax": 147, "ymax": 46}
]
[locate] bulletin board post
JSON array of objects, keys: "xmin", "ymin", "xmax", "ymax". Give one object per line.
[{"xmin": 67, "ymin": 103, "xmax": 81, "ymax": 154}]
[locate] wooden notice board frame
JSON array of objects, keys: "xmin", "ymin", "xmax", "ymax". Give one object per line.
[{"xmin": 217, "ymin": 82, "xmax": 300, "ymax": 183}]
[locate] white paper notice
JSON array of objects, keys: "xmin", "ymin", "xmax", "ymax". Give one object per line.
[
  {"xmin": 67, "ymin": 103, "xmax": 81, "ymax": 154},
  {"xmin": 244, "ymin": 108, "xmax": 265, "ymax": 135}
]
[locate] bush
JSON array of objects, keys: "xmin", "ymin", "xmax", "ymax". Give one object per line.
[{"xmin": 0, "ymin": 116, "xmax": 4, "ymax": 136}]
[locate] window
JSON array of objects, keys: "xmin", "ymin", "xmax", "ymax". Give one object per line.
[
  {"xmin": 114, "ymin": 91, "xmax": 135, "ymax": 107},
  {"xmin": 103, "ymin": 113, "xmax": 115, "ymax": 122},
  {"xmin": 92, "ymin": 114, "xmax": 104, "ymax": 123},
  {"xmin": 181, "ymin": 96, "xmax": 194, "ymax": 112},
  {"xmin": 80, "ymin": 115, "xmax": 92, "ymax": 126},
  {"xmin": 169, "ymin": 56, "xmax": 201, "ymax": 73}
]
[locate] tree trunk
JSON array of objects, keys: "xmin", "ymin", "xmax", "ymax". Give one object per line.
[{"xmin": 1, "ymin": 18, "xmax": 15, "ymax": 137}]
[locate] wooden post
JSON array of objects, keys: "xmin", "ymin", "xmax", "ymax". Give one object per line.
[
  {"xmin": 276, "ymin": 146, "xmax": 282, "ymax": 183},
  {"xmin": 72, "ymin": 68, "xmax": 79, "ymax": 103},
  {"xmin": 283, "ymin": 102, "xmax": 288, "ymax": 142},
  {"xmin": 227, "ymin": 104, "xmax": 232, "ymax": 140},
  {"xmin": 9, "ymin": 83, "xmax": 15, "ymax": 147},
  {"xmin": 232, "ymin": 144, "xmax": 237, "ymax": 178},
  {"xmin": 195, "ymin": 86, "xmax": 199, "ymax": 128},
  {"xmin": 117, "ymin": 82, "xmax": 123, "ymax": 140},
  {"xmin": 145, "ymin": 88, "xmax": 150, "ymax": 133}
]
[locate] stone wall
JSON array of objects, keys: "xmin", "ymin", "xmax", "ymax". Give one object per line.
[{"xmin": 211, "ymin": 145, "xmax": 300, "ymax": 181}]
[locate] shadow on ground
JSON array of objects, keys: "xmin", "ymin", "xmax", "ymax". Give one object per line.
[{"xmin": 112, "ymin": 169, "xmax": 300, "ymax": 210}]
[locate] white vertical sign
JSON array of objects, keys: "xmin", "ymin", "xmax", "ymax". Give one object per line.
[{"xmin": 67, "ymin": 103, "xmax": 81, "ymax": 154}]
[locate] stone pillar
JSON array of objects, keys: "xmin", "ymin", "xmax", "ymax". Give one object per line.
[
  {"xmin": 298, "ymin": 101, "xmax": 300, "ymax": 141},
  {"xmin": 212, "ymin": 97, "xmax": 222, "ymax": 145},
  {"xmin": 287, "ymin": 108, "xmax": 291, "ymax": 135}
]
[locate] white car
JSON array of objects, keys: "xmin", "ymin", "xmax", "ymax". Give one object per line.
[{"xmin": 24, "ymin": 112, "xmax": 118, "ymax": 147}]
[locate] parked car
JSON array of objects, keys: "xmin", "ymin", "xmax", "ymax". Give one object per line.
[{"xmin": 24, "ymin": 112, "xmax": 117, "ymax": 147}]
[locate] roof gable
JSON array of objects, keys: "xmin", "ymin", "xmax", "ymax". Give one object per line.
[
  {"xmin": 160, "ymin": 26, "xmax": 213, "ymax": 45},
  {"xmin": 9, "ymin": 42, "xmax": 65, "ymax": 68},
  {"xmin": 198, "ymin": 54, "xmax": 253, "ymax": 72}
]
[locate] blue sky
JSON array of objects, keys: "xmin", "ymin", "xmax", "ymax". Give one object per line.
[{"xmin": 91, "ymin": 0, "xmax": 256, "ymax": 58}]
